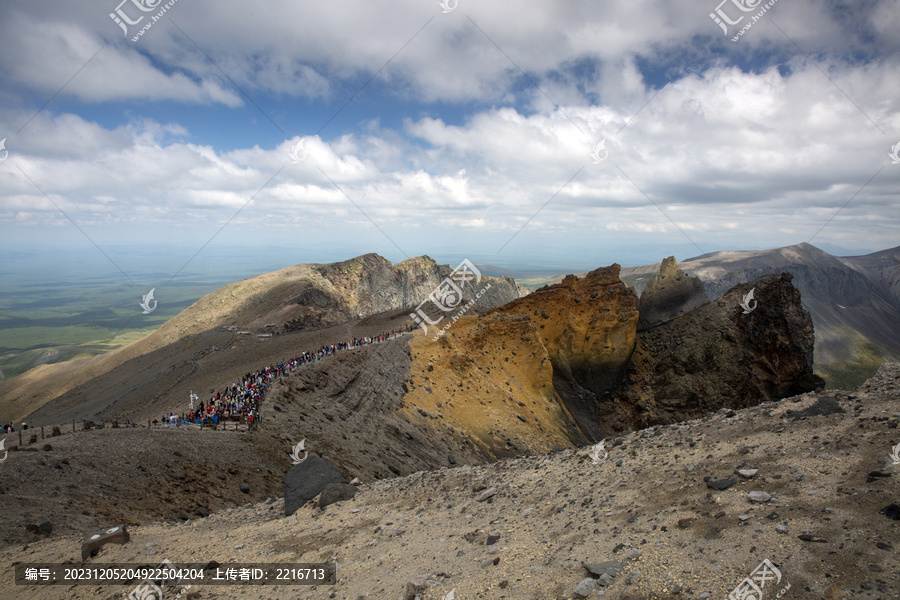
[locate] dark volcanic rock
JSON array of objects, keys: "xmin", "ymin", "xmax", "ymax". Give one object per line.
[
  {"xmin": 638, "ymin": 256, "xmax": 708, "ymax": 331},
  {"xmin": 610, "ymin": 273, "xmax": 825, "ymax": 435},
  {"xmin": 706, "ymin": 477, "xmax": 736, "ymax": 491},
  {"xmin": 318, "ymin": 483, "xmax": 358, "ymax": 509},
  {"xmin": 284, "ymin": 455, "xmax": 347, "ymax": 516}
]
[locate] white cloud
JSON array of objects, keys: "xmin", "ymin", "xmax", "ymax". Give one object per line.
[{"xmin": 0, "ymin": 0, "xmax": 897, "ymax": 260}]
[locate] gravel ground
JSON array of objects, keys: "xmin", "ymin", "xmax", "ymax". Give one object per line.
[{"xmin": 2, "ymin": 364, "xmax": 898, "ymax": 600}]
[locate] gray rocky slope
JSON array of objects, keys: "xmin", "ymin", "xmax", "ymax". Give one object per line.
[{"xmin": 3, "ymin": 363, "xmax": 898, "ymax": 600}]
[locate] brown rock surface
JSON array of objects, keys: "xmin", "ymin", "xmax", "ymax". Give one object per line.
[{"xmin": 493, "ymin": 265, "xmax": 640, "ymax": 439}]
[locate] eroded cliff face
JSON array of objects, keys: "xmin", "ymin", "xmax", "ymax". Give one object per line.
[
  {"xmin": 398, "ymin": 265, "xmax": 639, "ymax": 452},
  {"xmin": 492, "ymin": 265, "xmax": 640, "ymax": 439},
  {"xmin": 280, "ymin": 254, "xmax": 528, "ymax": 332},
  {"xmin": 607, "ymin": 272, "xmax": 825, "ymax": 434},
  {"xmin": 400, "ymin": 266, "xmax": 824, "ymax": 450},
  {"xmin": 401, "ymin": 311, "xmax": 581, "ymax": 460}
]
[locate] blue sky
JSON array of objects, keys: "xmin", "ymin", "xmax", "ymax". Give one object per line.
[{"xmin": 1, "ymin": 0, "xmax": 898, "ymax": 281}]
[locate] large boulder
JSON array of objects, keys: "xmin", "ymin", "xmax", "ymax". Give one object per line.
[
  {"xmin": 284, "ymin": 456, "xmax": 347, "ymax": 516},
  {"xmin": 318, "ymin": 483, "xmax": 358, "ymax": 510},
  {"xmin": 610, "ymin": 272, "xmax": 825, "ymax": 433},
  {"xmin": 637, "ymin": 256, "xmax": 708, "ymax": 331}
]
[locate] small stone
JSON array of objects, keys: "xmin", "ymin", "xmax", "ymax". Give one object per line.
[
  {"xmin": 350, "ymin": 477, "xmax": 362, "ymax": 485},
  {"xmin": 582, "ymin": 561, "xmax": 624, "ymax": 579},
  {"xmin": 879, "ymin": 504, "xmax": 900, "ymax": 520},
  {"xmin": 239, "ymin": 483, "xmax": 250, "ymax": 494},
  {"xmin": 747, "ymin": 491, "xmax": 771, "ymax": 503},
  {"xmin": 573, "ymin": 577, "xmax": 598, "ymax": 598},
  {"xmin": 404, "ymin": 576, "xmax": 428, "ymax": 600},
  {"xmin": 776, "ymin": 525, "xmax": 788, "ymax": 533},
  {"xmin": 476, "ymin": 487, "xmax": 497, "ymax": 502},
  {"xmin": 626, "ymin": 548, "xmax": 642, "ymax": 560},
  {"xmin": 625, "ymin": 570, "xmax": 642, "ymax": 584},
  {"xmin": 738, "ymin": 514, "xmax": 750, "ymax": 521},
  {"xmin": 234, "ymin": 543, "xmax": 244, "ymax": 550},
  {"xmin": 736, "ymin": 468, "xmax": 758, "ymax": 478},
  {"xmin": 706, "ymin": 477, "xmax": 736, "ymax": 491},
  {"xmin": 699, "ymin": 593, "xmax": 711, "ymax": 599},
  {"xmin": 486, "ymin": 533, "xmax": 501, "ymax": 545},
  {"xmin": 42, "ymin": 444, "xmax": 52, "ymax": 451}
]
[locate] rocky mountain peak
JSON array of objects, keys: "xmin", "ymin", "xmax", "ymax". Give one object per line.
[{"xmin": 637, "ymin": 255, "xmax": 709, "ymax": 331}]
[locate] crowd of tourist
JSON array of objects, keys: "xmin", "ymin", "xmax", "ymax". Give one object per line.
[{"xmin": 166, "ymin": 326, "xmax": 413, "ymax": 429}]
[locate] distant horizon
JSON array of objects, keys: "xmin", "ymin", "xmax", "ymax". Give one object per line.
[{"xmin": 0, "ymin": 239, "xmax": 887, "ymax": 282}]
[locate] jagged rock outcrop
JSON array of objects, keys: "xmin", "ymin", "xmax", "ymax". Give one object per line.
[
  {"xmin": 607, "ymin": 273, "xmax": 825, "ymax": 434},
  {"xmin": 276, "ymin": 254, "xmax": 527, "ymax": 332},
  {"xmin": 622, "ymin": 243, "xmax": 900, "ymax": 387},
  {"xmin": 637, "ymin": 256, "xmax": 708, "ymax": 331},
  {"xmin": 493, "ymin": 265, "xmax": 639, "ymax": 439},
  {"xmin": 402, "ymin": 266, "xmax": 823, "ymax": 446}
]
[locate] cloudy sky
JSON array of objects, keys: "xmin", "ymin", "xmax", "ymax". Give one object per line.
[{"xmin": 1, "ymin": 0, "xmax": 898, "ymax": 274}]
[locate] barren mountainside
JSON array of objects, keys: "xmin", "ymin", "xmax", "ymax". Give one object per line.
[{"xmin": 0, "ymin": 254, "xmax": 526, "ymax": 424}]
